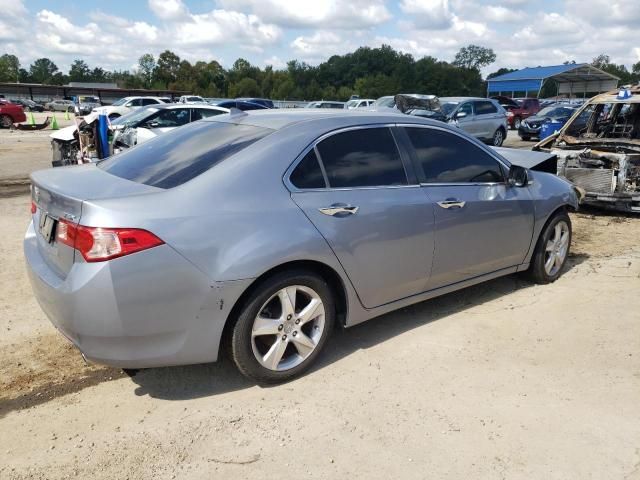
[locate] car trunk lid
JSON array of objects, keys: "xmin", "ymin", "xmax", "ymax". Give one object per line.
[{"xmin": 30, "ymin": 164, "xmax": 161, "ymax": 278}]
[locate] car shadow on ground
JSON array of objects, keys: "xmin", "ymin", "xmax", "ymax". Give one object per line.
[{"xmin": 130, "ymin": 258, "xmax": 589, "ymax": 400}]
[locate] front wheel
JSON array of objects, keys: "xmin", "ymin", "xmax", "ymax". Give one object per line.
[
  {"xmin": 492, "ymin": 128, "xmax": 505, "ymax": 146},
  {"xmin": 527, "ymin": 211, "xmax": 572, "ymax": 284},
  {"xmin": 520, "ymin": 134, "xmax": 531, "ymax": 141},
  {"xmin": 229, "ymin": 271, "xmax": 335, "ymax": 383}
]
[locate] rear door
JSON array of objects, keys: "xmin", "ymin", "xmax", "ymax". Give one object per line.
[
  {"xmin": 289, "ymin": 126, "xmax": 436, "ymax": 308},
  {"xmin": 401, "ymin": 125, "xmax": 534, "ymax": 289},
  {"xmin": 473, "ymin": 100, "xmax": 501, "ymax": 138}
]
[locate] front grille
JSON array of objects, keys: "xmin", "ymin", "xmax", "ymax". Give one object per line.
[{"xmin": 565, "ymin": 168, "xmax": 614, "ymax": 193}]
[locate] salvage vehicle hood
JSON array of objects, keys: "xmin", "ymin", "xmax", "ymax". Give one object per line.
[{"xmin": 394, "ymin": 94, "xmax": 440, "ymax": 114}]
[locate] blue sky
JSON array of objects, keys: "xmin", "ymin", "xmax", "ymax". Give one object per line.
[{"xmin": 2, "ymin": 0, "xmax": 639, "ymax": 76}]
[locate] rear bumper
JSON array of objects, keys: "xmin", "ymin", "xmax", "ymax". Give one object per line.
[{"xmin": 24, "ymin": 220, "xmax": 252, "ymax": 368}]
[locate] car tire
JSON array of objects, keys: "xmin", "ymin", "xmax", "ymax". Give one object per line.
[
  {"xmin": 520, "ymin": 134, "xmax": 531, "ymax": 141},
  {"xmin": 527, "ymin": 211, "xmax": 572, "ymax": 284},
  {"xmin": 229, "ymin": 270, "xmax": 335, "ymax": 384},
  {"xmin": 0, "ymin": 114, "xmax": 13, "ymax": 128},
  {"xmin": 492, "ymin": 128, "xmax": 505, "ymax": 147},
  {"xmin": 513, "ymin": 117, "xmax": 522, "ymax": 129}
]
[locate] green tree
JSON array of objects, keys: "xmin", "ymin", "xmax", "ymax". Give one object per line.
[
  {"xmin": 487, "ymin": 67, "xmax": 516, "ymax": 79},
  {"xmin": 68, "ymin": 59, "xmax": 91, "ymax": 81},
  {"xmin": 230, "ymin": 77, "xmax": 262, "ymax": 97},
  {"xmin": 453, "ymin": 45, "xmax": 496, "ymax": 71},
  {"xmin": 155, "ymin": 50, "xmax": 181, "ymax": 88},
  {"xmin": 137, "ymin": 53, "xmax": 156, "ymax": 88},
  {"xmin": 29, "ymin": 58, "xmax": 59, "ymax": 84},
  {"xmin": 0, "ymin": 54, "xmax": 20, "ymax": 82}
]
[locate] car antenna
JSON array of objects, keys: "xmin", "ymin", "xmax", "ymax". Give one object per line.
[{"xmin": 228, "ymin": 107, "xmax": 248, "ymax": 117}]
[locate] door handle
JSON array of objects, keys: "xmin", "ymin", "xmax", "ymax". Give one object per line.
[
  {"xmin": 437, "ymin": 199, "xmax": 466, "ymax": 209},
  {"xmin": 319, "ymin": 204, "xmax": 359, "ymax": 216}
]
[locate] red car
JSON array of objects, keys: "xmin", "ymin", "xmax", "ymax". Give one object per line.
[
  {"xmin": 491, "ymin": 96, "xmax": 540, "ymax": 129},
  {"xmin": 0, "ymin": 99, "xmax": 27, "ymax": 128}
]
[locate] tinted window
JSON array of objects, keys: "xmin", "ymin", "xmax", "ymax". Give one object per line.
[
  {"xmin": 142, "ymin": 98, "xmax": 158, "ymax": 106},
  {"xmin": 474, "ymin": 101, "xmax": 497, "ymax": 115},
  {"xmin": 458, "ymin": 103, "xmax": 473, "ymax": 115},
  {"xmin": 290, "ymin": 149, "xmax": 326, "ymax": 189},
  {"xmin": 316, "ymin": 128, "xmax": 407, "ymax": 188},
  {"xmin": 148, "ymin": 108, "xmax": 190, "ymax": 127},
  {"xmin": 99, "ymin": 122, "xmax": 272, "ymax": 188},
  {"xmin": 405, "ymin": 127, "xmax": 503, "ymax": 183},
  {"xmin": 192, "ymin": 108, "xmax": 224, "ymax": 120}
]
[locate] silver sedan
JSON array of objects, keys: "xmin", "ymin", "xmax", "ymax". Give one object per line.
[{"xmin": 25, "ymin": 110, "xmax": 578, "ymax": 383}]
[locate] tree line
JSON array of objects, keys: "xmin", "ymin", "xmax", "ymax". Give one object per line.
[{"xmin": 0, "ymin": 45, "xmax": 638, "ymax": 101}]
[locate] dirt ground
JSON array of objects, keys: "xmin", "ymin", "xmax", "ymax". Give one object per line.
[
  {"xmin": 1, "ymin": 192, "xmax": 639, "ymax": 479},
  {"xmin": 0, "ymin": 120, "xmax": 639, "ymax": 479}
]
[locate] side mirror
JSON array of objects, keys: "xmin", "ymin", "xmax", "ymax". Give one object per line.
[
  {"xmin": 455, "ymin": 111, "xmax": 467, "ymax": 119},
  {"xmin": 508, "ymin": 165, "xmax": 529, "ymax": 187}
]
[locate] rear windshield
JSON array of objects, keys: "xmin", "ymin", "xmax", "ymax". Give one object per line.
[{"xmin": 99, "ymin": 121, "xmax": 272, "ymax": 188}]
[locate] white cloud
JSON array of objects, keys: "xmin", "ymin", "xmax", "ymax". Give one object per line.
[
  {"xmin": 148, "ymin": 0, "xmax": 188, "ymax": 20},
  {"xmin": 217, "ymin": 0, "xmax": 391, "ymax": 29},
  {"xmin": 399, "ymin": 0, "xmax": 453, "ymax": 29},
  {"xmin": 264, "ymin": 55, "xmax": 287, "ymax": 69},
  {"xmin": 484, "ymin": 5, "xmax": 524, "ymax": 23},
  {"xmin": 290, "ymin": 30, "xmax": 356, "ymax": 62}
]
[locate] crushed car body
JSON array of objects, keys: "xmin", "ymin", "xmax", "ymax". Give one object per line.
[{"xmin": 534, "ymin": 86, "xmax": 640, "ymax": 212}]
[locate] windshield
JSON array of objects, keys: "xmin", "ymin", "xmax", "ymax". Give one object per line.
[
  {"xmin": 111, "ymin": 106, "xmax": 159, "ymax": 126},
  {"xmin": 111, "ymin": 98, "xmax": 129, "ymax": 106},
  {"xmin": 99, "ymin": 121, "xmax": 273, "ymax": 188},
  {"xmin": 538, "ymin": 106, "xmax": 576, "ymax": 117},
  {"xmin": 345, "ymin": 100, "xmax": 359, "ymax": 108},
  {"xmin": 440, "ymin": 102, "xmax": 459, "ymax": 115}
]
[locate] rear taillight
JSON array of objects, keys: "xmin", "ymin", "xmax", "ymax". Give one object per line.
[
  {"xmin": 57, "ymin": 220, "xmax": 164, "ymax": 262},
  {"xmin": 31, "ymin": 201, "xmax": 37, "ymax": 214}
]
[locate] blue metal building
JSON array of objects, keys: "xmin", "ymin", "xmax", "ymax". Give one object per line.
[{"xmin": 487, "ymin": 64, "xmax": 619, "ymax": 98}]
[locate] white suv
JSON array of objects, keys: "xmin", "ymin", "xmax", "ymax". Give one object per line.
[{"xmin": 92, "ymin": 96, "xmax": 167, "ymax": 119}]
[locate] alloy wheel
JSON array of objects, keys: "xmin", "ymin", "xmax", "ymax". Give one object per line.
[
  {"xmin": 544, "ymin": 220, "xmax": 570, "ymax": 276},
  {"xmin": 251, "ymin": 285, "xmax": 325, "ymax": 371},
  {"xmin": 493, "ymin": 129, "xmax": 503, "ymax": 146}
]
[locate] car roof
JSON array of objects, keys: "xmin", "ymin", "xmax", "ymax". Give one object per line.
[
  {"xmin": 201, "ymin": 108, "xmax": 444, "ymax": 131},
  {"xmin": 154, "ymin": 103, "xmax": 228, "ymax": 111},
  {"xmin": 440, "ymin": 97, "xmax": 492, "ymax": 103}
]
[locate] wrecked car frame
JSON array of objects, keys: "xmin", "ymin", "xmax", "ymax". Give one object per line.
[{"xmin": 534, "ymin": 86, "xmax": 640, "ymax": 212}]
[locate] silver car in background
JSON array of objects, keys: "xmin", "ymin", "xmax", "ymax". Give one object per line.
[
  {"xmin": 25, "ymin": 110, "xmax": 577, "ymax": 383},
  {"xmin": 440, "ymin": 97, "xmax": 508, "ymax": 146}
]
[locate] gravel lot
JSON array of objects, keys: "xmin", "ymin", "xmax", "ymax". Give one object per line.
[{"xmin": 0, "ymin": 120, "xmax": 639, "ymax": 479}]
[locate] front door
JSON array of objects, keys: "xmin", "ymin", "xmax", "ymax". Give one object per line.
[
  {"xmin": 401, "ymin": 125, "xmax": 534, "ymax": 288},
  {"xmin": 288, "ymin": 127, "xmax": 436, "ymax": 308}
]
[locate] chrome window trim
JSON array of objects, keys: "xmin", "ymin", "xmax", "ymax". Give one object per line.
[
  {"xmin": 284, "ymin": 123, "xmax": 416, "ymax": 193},
  {"xmin": 397, "ymin": 123, "xmax": 511, "ymax": 185}
]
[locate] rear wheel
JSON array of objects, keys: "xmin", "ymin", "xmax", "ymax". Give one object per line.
[
  {"xmin": 527, "ymin": 211, "xmax": 571, "ymax": 284},
  {"xmin": 229, "ymin": 271, "xmax": 335, "ymax": 383},
  {"xmin": 492, "ymin": 128, "xmax": 505, "ymax": 146},
  {"xmin": 0, "ymin": 115, "xmax": 12, "ymax": 128}
]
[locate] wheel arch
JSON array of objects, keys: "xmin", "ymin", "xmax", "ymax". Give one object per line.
[{"xmin": 221, "ymin": 259, "xmax": 349, "ymax": 348}]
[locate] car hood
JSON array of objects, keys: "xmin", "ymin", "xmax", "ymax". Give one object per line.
[{"xmin": 491, "ymin": 147, "xmax": 557, "ymax": 173}]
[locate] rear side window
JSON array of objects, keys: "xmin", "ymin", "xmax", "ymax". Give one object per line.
[
  {"xmin": 192, "ymin": 108, "xmax": 224, "ymax": 120},
  {"xmin": 99, "ymin": 122, "xmax": 272, "ymax": 188},
  {"xmin": 290, "ymin": 149, "xmax": 326, "ymax": 189},
  {"xmin": 316, "ymin": 128, "xmax": 407, "ymax": 188},
  {"xmin": 405, "ymin": 127, "xmax": 504, "ymax": 183},
  {"xmin": 141, "ymin": 98, "xmax": 159, "ymax": 106},
  {"xmin": 474, "ymin": 101, "xmax": 498, "ymax": 114}
]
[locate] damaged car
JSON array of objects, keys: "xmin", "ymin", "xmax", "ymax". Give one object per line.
[
  {"xmin": 535, "ymin": 86, "xmax": 640, "ymax": 212},
  {"xmin": 50, "ymin": 104, "xmax": 229, "ymax": 166}
]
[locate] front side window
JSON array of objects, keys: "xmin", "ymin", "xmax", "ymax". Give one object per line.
[
  {"xmin": 146, "ymin": 108, "xmax": 190, "ymax": 127},
  {"xmin": 457, "ymin": 103, "xmax": 473, "ymax": 116},
  {"xmin": 99, "ymin": 122, "xmax": 273, "ymax": 189},
  {"xmin": 316, "ymin": 128, "xmax": 407, "ymax": 188},
  {"xmin": 405, "ymin": 127, "xmax": 504, "ymax": 184}
]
